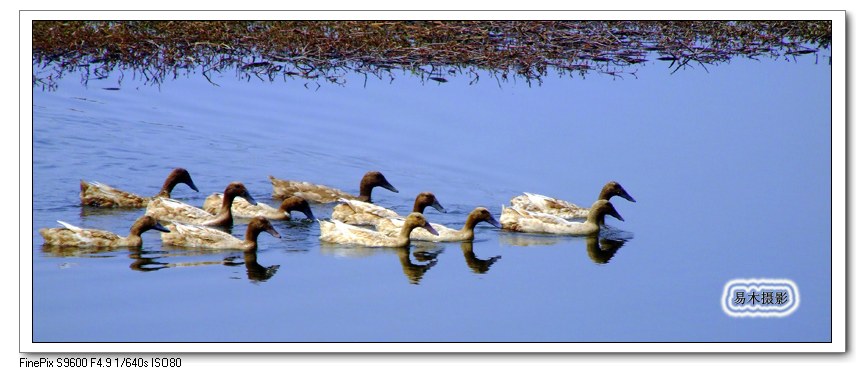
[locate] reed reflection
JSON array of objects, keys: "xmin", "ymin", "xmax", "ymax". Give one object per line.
[{"xmin": 460, "ymin": 242, "xmax": 501, "ymax": 274}]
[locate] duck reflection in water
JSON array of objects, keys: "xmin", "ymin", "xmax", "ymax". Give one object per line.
[
  {"xmin": 128, "ymin": 249, "xmax": 169, "ymax": 271},
  {"xmin": 222, "ymin": 251, "xmax": 280, "ymax": 282},
  {"xmin": 497, "ymin": 231, "xmax": 565, "ymax": 247},
  {"xmin": 128, "ymin": 248, "xmax": 280, "ymax": 282},
  {"xmin": 127, "ymin": 248, "xmax": 234, "ymax": 272},
  {"xmin": 497, "ymin": 230, "xmax": 631, "ymax": 264},
  {"xmin": 41, "ymin": 244, "xmax": 121, "ymax": 261},
  {"xmin": 396, "ymin": 247, "xmax": 440, "ymax": 285},
  {"xmin": 319, "ymin": 243, "xmax": 442, "ymax": 285},
  {"xmin": 585, "ymin": 235, "xmax": 628, "ymax": 264},
  {"xmin": 460, "ymin": 242, "xmax": 501, "ymax": 274}
]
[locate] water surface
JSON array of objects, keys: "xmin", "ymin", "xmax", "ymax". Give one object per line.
[{"xmin": 31, "ymin": 58, "xmax": 831, "ymax": 343}]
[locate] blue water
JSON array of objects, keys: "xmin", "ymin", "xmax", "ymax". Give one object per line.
[{"xmin": 31, "ymin": 55, "xmax": 831, "ymax": 343}]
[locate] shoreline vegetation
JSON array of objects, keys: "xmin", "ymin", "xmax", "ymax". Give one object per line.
[{"xmin": 32, "ymin": 21, "xmax": 831, "ymax": 89}]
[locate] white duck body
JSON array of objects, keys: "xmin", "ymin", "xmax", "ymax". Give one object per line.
[
  {"xmin": 319, "ymin": 212, "xmax": 437, "ymax": 248},
  {"xmin": 375, "ymin": 218, "xmax": 450, "ymax": 241},
  {"xmin": 39, "ymin": 215, "xmax": 169, "ymax": 248},
  {"xmin": 508, "ymin": 181, "xmax": 636, "ymax": 220},
  {"xmin": 330, "ymin": 191, "xmax": 446, "ymax": 226},
  {"xmin": 80, "ymin": 168, "xmax": 199, "ymax": 208},
  {"xmin": 202, "ymin": 194, "xmax": 314, "ymax": 220},
  {"xmin": 160, "ymin": 217, "xmax": 281, "ymax": 251},
  {"xmin": 330, "ymin": 199, "xmax": 401, "ymax": 225},
  {"xmin": 509, "ymin": 192, "xmax": 590, "ymax": 219},
  {"xmin": 500, "ymin": 199, "xmax": 624, "ymax": 236},
  {"xmin": 269, "ymin": 170, "xmax": 398, "ymax": 203},
  {"xmin": 146, "ymin": 182, "xmax": 256, "ymax": 227},
  {"xmin": 375, "ymin": 207, "xmax": 500, "ymax": 242}
]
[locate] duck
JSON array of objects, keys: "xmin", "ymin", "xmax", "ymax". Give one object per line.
[
  {"xmin": 80, "ymin": 168, "xmax": 199, "ymax": 208},
  {"xmin": 375, "ymin": 207, "xmax": 500, "ymax": 242},
  {"xmin": 319, "ymin": 212, "xmax": 437, "ymax": 247},
  {"xmin": 331, "ymin": 191, "xmax": 446, "ymax": 225},
  {"xmin": 269, "ymin": 170, "xmax": 398, "ymax": 203},
  {"xmin": 39, "ymin": 215, "xmax": 169, "ymax": 248},
  {"xmin": 160, "ymin": 216, "xmax": 281, "ymax": 251},
  {"xmin": 508, "ymin": 181, "xmax": 635, "ymax": 219},
  {"xmin": 146, "ymin": 181, "xmax": 256, "ymax": 227},
  {"xmin": 500, "ymin": 199, "xmax": 624, "ymax": 235},
  {"xmin": 202, "ymin": 194, "xmax": 315, "ymax": 221}
]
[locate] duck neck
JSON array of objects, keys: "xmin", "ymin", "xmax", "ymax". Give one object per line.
[
  {"xmin": 212, "ymin": 194, "xmax": 235, "ymax": 226},
  {"xmin": 412, "ymin": 199, "xmax": 425, "ymax": 213},
  {"xmin": 396, "ymin": 224, "xmax": 415, "ymax": 246},
  {"xmin": 156, "ymin": 177, "xmax": 180, "ymax": 198},
  {"xmin": 357, "ymin": 180, "xmax": 374, "ymax": 202},
  {"xmin": 121, "ymin": 221, "xmax": 146, "ymax": 246},
  {"xmin": 460, "ymin": 218, "xmax": 479, "ymax": 240},
  {"xmin": 356, "ymin": 189, "xmax": 372, "ymax": 203},
  {"xmin": 586, "ymin": 209, "xmax": 605, "ymax": 227},
  {"xmin": 598, "ymin": 185, "xmax": 615, "ymax": 201},
  {"xmin": 243, "ymin": 228, "xmax": 260, "ymax": 250},
  {"xmin": 127, "ymin": 219, "xmax": 151, "ymax": 240},
  {"xmin": 122, "ymin": 235, "xmax": 144, "ymax": 247}
]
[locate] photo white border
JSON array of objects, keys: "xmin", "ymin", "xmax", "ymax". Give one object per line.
[{"xmin": 19, "ymin": 9, "xmax": 846, "ymax": 354}]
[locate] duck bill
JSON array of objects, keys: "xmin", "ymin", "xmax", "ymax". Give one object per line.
[
  {"xmin": 619, "ymin": 188, "xmax": 636, "ymax": 203},
  {"xmin": 243, "ymin": 193, "xmax": 258, "ymax": 206},
  {"xmin": 153, "ymin": 221, "xmax": 171, "ymax": 233},
  {"xmin": 486, "ymin": 216, "xmax": 502, "ymax": 228},
  {"xmin": 423, "ymin": 222, "xmax": 439, "ymax": 236},
  {"xmin": 380, "ymin": 178, "xmax": 399, "ymax": 193},
  {"xmin": 431, "ymin": 200, "xmax": 447, "ymax": 213},
  {"xmin": 608, "ymin": 206, "xmax": 625, "ymax": 222},
  {"xmin": 267, "ymin": 227, "xmax": 282, "ymax": 239},
  {"xmin": 302, "ymin": 207, "xmax": 316, "ymax": 220},
  {"xmin": 186, "ymin": 180, "xmax": 200, "ymax": 193}
]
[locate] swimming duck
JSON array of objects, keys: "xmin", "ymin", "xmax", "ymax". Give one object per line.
[
  {"xmin": 80, "ymin": 168, "xmax": 199, "ymax": 208},
  {"xmin": 508, "ymin": 181, "xmax": 635, "ymax": 219},
  {"xmin": 146, "ymin": 182, "xmax": 256, "ymax": 227},
  {"xmin": 160, "ymin": 217, "xmax": 281, "ymax": 251},
  {"xmin": 331, "ymin": 191, "xmax": 446, "ymax": 225},
  {"xmin": 202, "ymin": 194, "xmax": 315, "ymax": 221},
  {"xmin": 319, "ymin": 212, "xmax": 438, "ymax": 247},
  {"xmin": 269, "ymin": 170, "xmax": 398, "ymax": 203},
  {"xmin": 500, "ymin": 199, "xmax": 624, "ymax": 235},
  {"xmin": 39, "ymin": 215, "xmax": 169, "ymax": 248},
  {"xmin": 375, "ymin": 207, "xmax": 500, "ymax": 242}
]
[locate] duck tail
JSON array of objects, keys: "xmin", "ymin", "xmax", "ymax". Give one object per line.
[{"xmin": 57, "ymin": 220, "xmax": 81, "ymax": 231}]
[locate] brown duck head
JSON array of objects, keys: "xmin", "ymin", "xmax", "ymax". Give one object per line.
[
  {"xmin": 598, "ymin": 181, "xmax": 636, "ymax": 203},
  {"xmin": 357, "ymin": 171, "xmax": 398, "ymax": 202},
  {"xmin": 413, "ymin": 191, "xmax": 446, "ymax": 213},
  {"xmin": 279, "ymin": 196, "xmax": 315, "ymax": 220}
]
